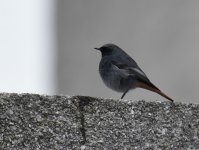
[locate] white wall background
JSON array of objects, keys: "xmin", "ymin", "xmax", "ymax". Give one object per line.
[{"xmin": 0, "ymin": 0, "xmax": 57, "ymax": 94}]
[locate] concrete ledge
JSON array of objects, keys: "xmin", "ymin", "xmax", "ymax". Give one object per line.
[{"xmin": 0, "ymin": 93, "xmax": 199, "ymax": 149}]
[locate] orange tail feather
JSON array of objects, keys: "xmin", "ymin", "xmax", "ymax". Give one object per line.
[{"xmin": 135, "ymin": 81, "xmax": 174, "ymax": 102}]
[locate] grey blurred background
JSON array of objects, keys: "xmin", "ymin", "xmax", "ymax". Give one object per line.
[{"xmin": 1, "ymin": 0, "xmax": 199, "ymax": 103}]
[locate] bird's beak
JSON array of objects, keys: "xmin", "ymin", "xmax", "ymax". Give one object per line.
[{"xmin": 94, "ymin": 47, "xmax": 100, "ymax": 50}]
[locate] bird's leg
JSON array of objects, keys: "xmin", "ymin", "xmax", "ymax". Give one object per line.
[{"xmin": 121, "ymin": 88, "xmax": 130, "ymax": 99}]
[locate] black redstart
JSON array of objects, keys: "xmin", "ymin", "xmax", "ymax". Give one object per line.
[{"xmin": 95, "ymin": 43, "xmax": 174, "ymax": 102}]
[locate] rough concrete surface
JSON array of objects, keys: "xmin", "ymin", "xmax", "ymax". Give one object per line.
[{"xmin": 0, "ymin": 93, "xmax": 199, "ymax": 150}]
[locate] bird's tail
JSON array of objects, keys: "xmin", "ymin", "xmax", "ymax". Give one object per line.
[
  {"xmin": 154, "ymin": 89, "xmax": 174, "ymax": 102},
  {"xmin": 135, "ymin": 81, "xmax": 174, "ymax": 102}
]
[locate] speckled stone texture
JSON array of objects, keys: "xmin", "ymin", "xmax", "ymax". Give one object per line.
[{"xmin": 1, "ymin": 93, "xmax": 199, "ymax": 150}]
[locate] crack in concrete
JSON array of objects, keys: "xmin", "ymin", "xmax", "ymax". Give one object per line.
[{"xmin": 74, "ymin": 96, "xmax": 94, "ymax": 145}]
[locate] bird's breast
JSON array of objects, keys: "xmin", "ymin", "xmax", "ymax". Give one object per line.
[{"xmin": 99, "ymin": 59, "xmax": 126, "ymax": 92}]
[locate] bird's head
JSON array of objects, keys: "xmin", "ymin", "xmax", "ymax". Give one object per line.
[{"xmin": 95, "ymin": 44, "xmax": 122, "ymax": 57}]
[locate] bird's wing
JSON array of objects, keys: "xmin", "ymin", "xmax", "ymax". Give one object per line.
[
  {"xmin": 111, "ymin": 60, "xmax": 161, "ymax": 91},
  {"xmin": 111, "ymin": 60, "xmax": 149, "ymax": 81}
]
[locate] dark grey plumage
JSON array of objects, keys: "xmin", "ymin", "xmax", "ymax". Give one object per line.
[{"xmin": 95, "ymin": 43, "xmax": 173, "ymax": 102}]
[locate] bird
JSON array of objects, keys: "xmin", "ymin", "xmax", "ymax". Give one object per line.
[{"xmin": 95, "ymin": 43, "xmax": 174, "ymax": 102}]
